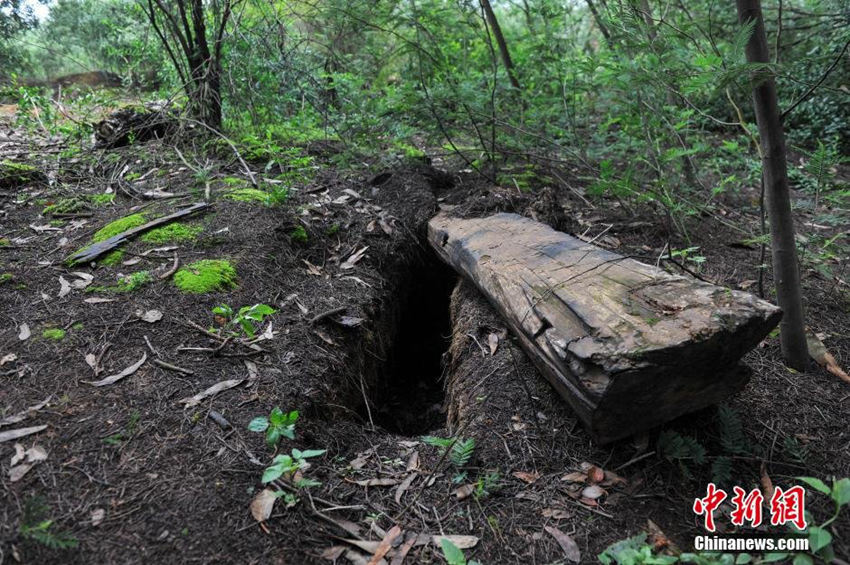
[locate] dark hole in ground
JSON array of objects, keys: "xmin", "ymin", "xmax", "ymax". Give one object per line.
[{"xmin": 371, "ymin": 254, "xmax": 457, "ymax": 435}]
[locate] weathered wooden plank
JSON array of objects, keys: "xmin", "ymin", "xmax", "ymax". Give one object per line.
[
  {"xmin": 66, "ymin": 202, "xmax": 210, "ymax": 265},
  {"xmin": 428, "ymin": 212, "xmax": 781, "ymax": 443}
]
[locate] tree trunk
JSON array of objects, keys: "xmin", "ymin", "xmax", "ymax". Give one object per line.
[
  {"xmin": 736, "ymin": 0, "xmax": 808, "ymax": 370},
  {"xmin": 428, "ymin": 212, "xmax": 781, "ymax": 443},
  {"xmin": 479, "ymin": 0, "xmax": 521, "ymax": 91},
  {"xmin": 585, "ymin": 0, "xmax": 613, "ymax": 47}
]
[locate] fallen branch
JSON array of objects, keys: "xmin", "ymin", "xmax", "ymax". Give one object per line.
[{"xmin": 66, "ymin": 202, "xmax": 210, "ymax": 265}]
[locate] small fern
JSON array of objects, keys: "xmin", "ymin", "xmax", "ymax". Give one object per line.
[
  {"xmin": 421, "ymin": 435, "xmax": 476, "ymax": 468},
  {"xmin": 19, "ymin": 498, "xmax": 78, "ymax": 550},
  {"xmin": 657, "ymin": 430, "xmax": 706, "ymax": 478},
  {"xmin": 711, "ymin": 457, "xmax": 733, "ymax": 487},
  {"xmin": 717, "ymin": 405, "xmax": 748, "ymax": 455}
]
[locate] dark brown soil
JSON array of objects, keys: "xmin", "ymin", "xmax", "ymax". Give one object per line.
[{"xmin": 0, "ymin": 123, "xmax": 848, "ymax": 564}]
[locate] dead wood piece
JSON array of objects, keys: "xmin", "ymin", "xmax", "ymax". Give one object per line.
[
  {"xmin": 428, "ymin": 213, "xmax": 781, "ymax": 443},
  {"xmin": 152, "ymin": 358, "xmax": 194, "ymax": 375},
  {"xmin": 309, "ymin": 306, "xmax": 347, "ymax": 325},
  {"xmin": 66, "ymin": 203, "xmax": 210, "ymax": 265},
  {"xmin": 94, "ymin": 107, "xmax": 178, "ymax": 149}
]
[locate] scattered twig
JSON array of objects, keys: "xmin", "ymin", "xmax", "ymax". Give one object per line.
[
  {"xmin": 152, "ymin": 358, "xmax": 195, "ymax": 375},
  {"xmin": 309, "ymin": 306, "xmax": 347, "ymax": 325}
]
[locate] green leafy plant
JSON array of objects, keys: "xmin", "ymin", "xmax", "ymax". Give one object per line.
[
  {"xmin": 421, "ymin": 435, "xmax": 476, "ymax": 483},
  {"xmin": 657, "ymin": 430, "xmax": 706, "ymax": 478},
  {"xmin": 249, "ymin": 407, "xmax": 298, "ymax": 448},
  {"xmin": 599, "ymin": 533, "xmax": 678, "ymax": 565},
  {"xmin": 103, "ymin": 410, "xmax": 141, "ymax": 445},
  {"xmin": 421, "ymin": 436, "xmax": 475, "ymax": 468},
  {"xmin": 212, "ymin": 303, "xmax": 276, "ymax": 338},
  {"xmin": 19, "ymin": 497, "xmax": 79, "ymax": 550},
  {"xmin": 290, "ymin": 225, "xmax": 308, "ymax": 243},
  {"xmin": 440, "ymin": 538, "xmax": 481, "ymax": 565},
  {"xmin": 474, "ymin": 471, "xmax": 501, "ymax": 499},
  {"xmin": 261, "ymin": 448, "xmax": 326, "ymax": 484}
]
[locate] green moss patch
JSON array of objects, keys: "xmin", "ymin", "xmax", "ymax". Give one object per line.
[
  {"xmin": 0, "ymin": 238, "xmax": 9, "ymax": 246},
  {"xmin": 101, "ymin": 250, "xmax": 125, "ymax": 266},
  {"xmin": 87, "ymin": 270, "xmax": 152, "ymax": 294},
  {"xmin": 173, "ymin": 259, "xmax": 237, "ymax": 294},
  {"xmin": 141, "ymin": 223, "xmax": 202, "ymax": 244},
  {"xmin": 88, "ymin": 193, "xmax": 115, "ymax": 206},
  {"xmin": 0, "ymin": 273, "xmax": 12, "ymax": 284},
  {"xmin": 43, "ymin": 197, "xmax": 84, "ymax": 215},
  {"xmin": 42, "ymin": 328, "xmax": 66, "ymax": 340},
  {"xmin": 224, "ymin": 187, "xmax": 269, "ymax": 203},
  {"xmin": 93, "ymin": 213, "xmax": 147, "ymax": 242},
  {"xmin": 1, "ymin": 160, "xmax": 44, "ymax": 188}
]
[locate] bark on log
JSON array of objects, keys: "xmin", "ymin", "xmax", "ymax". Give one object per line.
[{"xmin": 428, "ymin": 212, "xmax": 782, "ymax": 443}]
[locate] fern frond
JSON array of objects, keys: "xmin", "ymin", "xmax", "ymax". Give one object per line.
[
  {"xmin": 450, "ymin": 438, "xmax": 475, "ymax": 467},
  {"xmin": 711, "ymin": 457, "xmax": 733, "ymax": 487},
  {"xmin": 717, "ymin": 405, "xmax": 748, "ymax": 455}
]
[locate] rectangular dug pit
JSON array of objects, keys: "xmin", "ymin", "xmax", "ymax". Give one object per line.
[
  {"xmin": 366, "ymin": 254, "xmax": 456, "ymax": 435},
  {"xmin": 428, "ymin": 212, "xmax": 782, "ymax": 444}
]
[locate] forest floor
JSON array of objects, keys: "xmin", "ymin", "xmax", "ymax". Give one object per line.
[{"xmin": 1, "ymin": 108, "xmax": 849, "ymax": 564}]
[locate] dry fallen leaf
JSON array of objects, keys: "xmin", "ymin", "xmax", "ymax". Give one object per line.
[
  {"xmin": 807, "ymin": 329, "xmax": 850, "ymax": 384},
  {"xmin": 1, "ymin": 353, "xmax": 17, "ymax": 366},
  {"xmin": 488, "ymin": 333, "xmax": 499, "ymax": 355},
  {"xmin": 431, "ymin": 535, "xmax": 479, "ymax": 550},
  {"xmin": 353, "ymin": 478, "xmax": 399, "ymax": 487},
  {"xmin": 18, "ymin": 323, "xmax": 30, "ymax": 341},
  {"xmin": 544, "ymin": 525, "xmax": 581, "ymax": 563},
  {"xmin": 9, "ymin": 463, "xmax": 33, "ymax": 482},
  {"xmin": 0, "ymin": 425, "xmax": 48, "ymax": 444},
  {"xmin": 69, "ymin": 272, "xmax": 93, "ymax": 289},
  {"xmin": 454, "ymin": 483, "xmax": 475, "ymax": 500},
  {"xmin": 560, "ymin": 471, "xmax": 587, "ymax": 483},
  {"xmin": 512, "ymin": 470, "xmax": 540, "ymax": 484},
  {"xmin": 320, "ymin": 546, "xmax": 347, "ymax": 561},
  {"xmin": 57, "ymin": 276, "xmax": 71, "ymax": 298},
  {"xmin": 542, "ymin": 508, "xmax": 570, "ymax": 520},
  {"xmin": 367, "ymin": 525, "xmax": 401, "ymax": 565},
  {"xmin": 603, "ymin": 469, "xmax": 628, "ymax": 486},
  {"xmin": 84, "ymin": 353, "xmax": 147, "ymax": 387},
  {"xmin": 84, "ymin": 297, "xmax": 117, "ymax": 304},
  {"xmin": 179, "ymin": 378, "xmax": 245, "ymax": 408},
  {"xmin": 760, "ymin": 462, "xmax": 775, "ymax": 502},
  {"xmin": 250, "ymin": 488, "xmax": 279, "ymax": 523},
  {"xmin": 0, "ymin": 397, "xmax": 50, "ymax": 427},
  {"xmin": 341, "ymin": 246, "xmax": 369, "ymax": 270},
  {"xmin": 139, "ymin": 309, "xmax": 163, "ymax": 323},
  {"xmin": 581, "ymin": 484, "xmax": 606, "ymax": 500},
  {"xmin": 91, "ymin": 508, "xmax": 106, "ymax": 527},
  {"xmin": 394, "ymin": 473, "xmax": 417, "ymax": 505}
]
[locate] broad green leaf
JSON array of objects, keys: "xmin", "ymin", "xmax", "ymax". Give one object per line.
[
  {"xmin": 440, "ymin": 538, "xmax": 466, "ymax": 565},
  {"xmin": 268, "ymin": 407, "xmax": 285, "ymax": 425},
  {"xmin": 262, "ymin": 465, "xmax": 284, "ymax": 484},
  {"xmin": 793, "ymin": 554, "xmax": 814, "ymax": 565},
  {"xmin": 808, "ymin": 526, "xmax": 831, "ymax": 553},
  {"xmin": 247, "ymin": 417, "xmax": 269, "ymax": 432},
  {"xmin": 761, "ymin": 553, "xmax": 789, "ymax": 562},
  {"xmin": 831, "ymin": 477, "xmax": 850, "ymax": 506},
  {"xmin": 266, "ymin": 427, "xmax": 281, "ymax": 447},
  {"xmin": 796, "ymin": 476, "xmax": 831, "ymax": 495}
]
